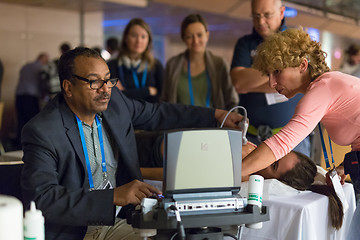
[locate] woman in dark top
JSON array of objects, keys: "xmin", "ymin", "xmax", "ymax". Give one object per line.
[{"xmin": 107, "ymin": 18, "xmax": 163, "ymax": 103}]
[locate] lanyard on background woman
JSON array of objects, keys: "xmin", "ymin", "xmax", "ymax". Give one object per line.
[
  {"xmin": 187, "ymin": 59, "xmax": 211, "ymax": 107},
  {"xmin": 119, "ymin": 62, "xmax": 148, "ymax": 89},
  {"xmin": 76, "ymin": 115, "xmax": 107, "ymax": 190}
]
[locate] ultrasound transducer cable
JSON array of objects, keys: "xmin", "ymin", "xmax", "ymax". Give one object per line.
[{"xmin": 220, "ymin": 106, "xmax": 248, "ymax": 145}]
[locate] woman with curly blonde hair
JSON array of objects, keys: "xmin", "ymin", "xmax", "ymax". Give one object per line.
[
  {"xmin": 253, "ymin": 28, "xmax": 329, "ymax": 82},
  {"xmin": 241, "ymin": 28, "xmax": 360, "ymax": 238}
]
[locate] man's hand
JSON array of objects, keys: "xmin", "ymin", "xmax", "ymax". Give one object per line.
[
  {"xmin": 215, "ymin": 109, "xmax": 245, "ymax": 129},
  {"xmin": 148, "ymin": 86, "xmax": 157, "ymax": 96},
  {"xmin": 116, "ymin": 81, "xmax": 125, "ymax": 90},
  {"xmin": 113, "ymin": 179, "xmax": 162, "ymax": 206}
]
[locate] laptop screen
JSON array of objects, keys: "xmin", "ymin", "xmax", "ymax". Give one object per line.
[{"xmin": 163, "ymin": 129, "xmax": 242, "ymax": 196}]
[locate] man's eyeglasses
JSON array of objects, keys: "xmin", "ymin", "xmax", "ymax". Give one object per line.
[
  {"xmin": 252, "ymin": 12, "xmax": 276, "ymax": 20},
  {"xmin": 72, "ymin": 74, "xmax": 118, "ymax": 90}
]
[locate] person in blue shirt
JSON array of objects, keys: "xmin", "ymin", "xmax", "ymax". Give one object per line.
[
  {"xmin": 230, "ymin": 0, "xmax": 311, "ymax": 156},
  {"xmin": 15, "ymin": 53, "xmax": 49, "ymax": 148},
  {"xmin": 107, "ymin": 18, "xmax": 163, "ymax": 103}
]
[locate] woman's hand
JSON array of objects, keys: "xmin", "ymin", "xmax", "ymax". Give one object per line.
[{"xmin": 242, "ymin": 142, "xmax": 256, "ymax": 159}]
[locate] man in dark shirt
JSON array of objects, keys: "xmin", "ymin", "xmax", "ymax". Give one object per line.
[{"xmin": 230, "ymin": 0, "xmax": 311, "ymax": 156}]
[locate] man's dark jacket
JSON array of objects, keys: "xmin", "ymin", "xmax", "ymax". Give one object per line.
[{"xmin": 21, "ymin": 88, "xmax": 216, "ymax": 239}]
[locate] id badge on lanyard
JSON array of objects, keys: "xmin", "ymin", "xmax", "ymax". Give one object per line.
[
  {"xmin": 318, "ymin": 124, "xmax": 348, "ymax": 213},
  {"xmin": 265, "ymin": 92, "xmax": 288, "ymax": 105},
  {"xmin": 97, "ymin": 174, "xmax": 113, "ymax": 190},
  {"xmin": 76, "ymin": 115, "xmax": 113, "ymax": 191}
]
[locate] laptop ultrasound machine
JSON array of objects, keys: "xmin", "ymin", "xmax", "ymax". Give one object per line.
[{"xmin": 161, "ymin": 128, "xmax": 247, "ymax": 216}]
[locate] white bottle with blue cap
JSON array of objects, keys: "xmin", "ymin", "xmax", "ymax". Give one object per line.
[{"xmin": 23, "ymin": 201, "xmax": 44, "ymax": 240}]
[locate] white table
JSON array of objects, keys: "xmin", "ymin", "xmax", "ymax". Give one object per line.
[{"xmin": 241, "ymin": 182, "xmax": 356, "ymax": 240}]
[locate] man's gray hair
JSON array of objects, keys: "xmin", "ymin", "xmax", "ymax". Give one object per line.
[{"xmin": 251, "ymin": 0, "xmax": 283, "ymax": 9}]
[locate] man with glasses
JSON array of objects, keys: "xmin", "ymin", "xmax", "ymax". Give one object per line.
[
  {"xmin": 230, "ymin": 0, "xmax": 311, "ymax": 156},
  {"xmin": 21, "ymin": 47, "xmax": 243, "ymax": 240}
]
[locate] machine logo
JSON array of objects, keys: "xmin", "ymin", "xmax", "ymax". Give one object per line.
[{"xmin": 201, "ymin": 143, "xmax": 208, "ymax": 151}]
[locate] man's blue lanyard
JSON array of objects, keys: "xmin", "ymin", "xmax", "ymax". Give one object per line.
[
  {"xmin": 118, "ymin": 62, "xmax": 148, "ymax": 89},
  {"xmin": 187, "ymin": 59, "xmax": 211, "ymax": 107},
  {"xmin": 318, "ymin": 123, "xmax": 335, "ymax": 170},
  {"xmin": 76, "ymin": 115, "xmax": 107, "ymax": 190}
]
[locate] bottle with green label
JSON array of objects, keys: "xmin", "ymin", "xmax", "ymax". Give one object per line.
[{"xmin": 23, "ymin": 201, "xmax": 44, "ymax": 240}]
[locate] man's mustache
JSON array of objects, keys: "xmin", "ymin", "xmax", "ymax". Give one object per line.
[{"xmin": 94, "ymin": 93, "xmax": 110, "ymax": 101}]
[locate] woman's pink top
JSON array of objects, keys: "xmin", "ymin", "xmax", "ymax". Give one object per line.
[{"xmin": 265, "ymin": 71, "xmax": 360, "ymax": 160}]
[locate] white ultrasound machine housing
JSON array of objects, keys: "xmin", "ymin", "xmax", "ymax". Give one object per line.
[
  {"xmin": 129, "ymin": 128, "xmax": 269, "ymax": 235},
  {"xmin": 162, "ymin": 128, "xmax": 246, "ymax": 216}
]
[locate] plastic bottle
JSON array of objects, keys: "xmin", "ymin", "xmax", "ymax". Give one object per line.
[
  {"xmin": 23, "ymin": 201, "xmax": 45, "ymax": 240},
  {"xmin": 245, "ymin": 175, "xmax": 264, "ymax": 229}
]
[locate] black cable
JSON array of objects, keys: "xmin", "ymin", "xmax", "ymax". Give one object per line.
[
  {"xmin": 170, "ymin": 205, "xmax": 186, "ymax": 240},
  {"xmin": 177, "ymin": 221, "xmax": 185, "ymax": 240}
]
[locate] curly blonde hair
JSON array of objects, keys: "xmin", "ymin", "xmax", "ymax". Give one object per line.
[{"xmin": 252, "ymin": 28, "xmax": 330, "ymax": 80}]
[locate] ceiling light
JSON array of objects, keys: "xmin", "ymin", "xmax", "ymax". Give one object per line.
[{"xmin": 100, "ymin": 0, "xmax": 148, "ymax": 7}]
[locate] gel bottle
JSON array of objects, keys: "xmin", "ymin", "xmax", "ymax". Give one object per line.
[{"xmin": 24, "ymin": 201, "xmax": 45, "ymax": 240}]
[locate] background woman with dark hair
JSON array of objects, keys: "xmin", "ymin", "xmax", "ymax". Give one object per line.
[
  {"xmin": 339, "ymin": 44, "xmax": 360, "ymax": 78},
  {"xmin": 107, "ymin": 18, "xmax": 163, "ymax": 103},
  {"xmin": 162, "ymin": 14, "xmax": 238, "ymax": 109}
]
